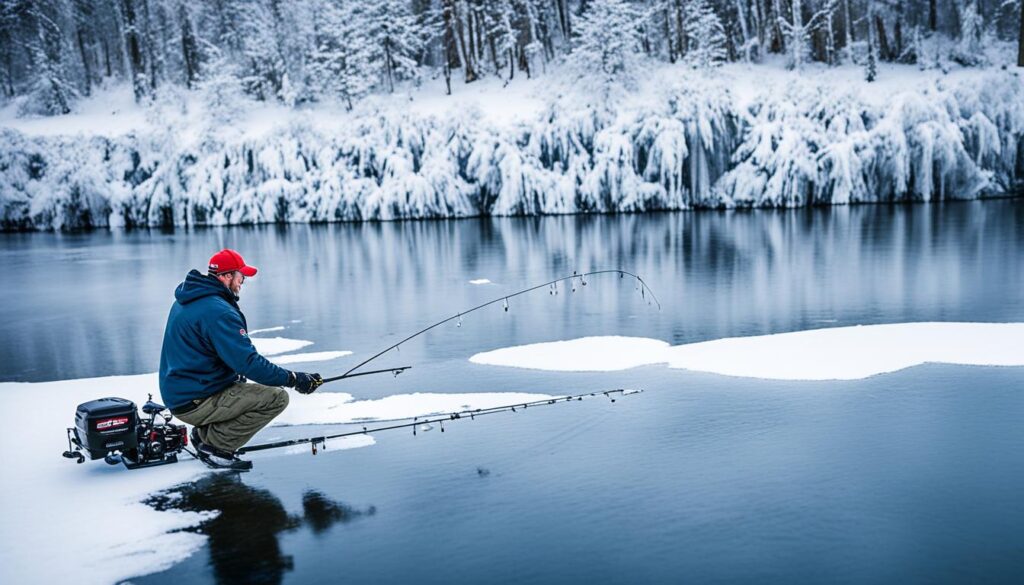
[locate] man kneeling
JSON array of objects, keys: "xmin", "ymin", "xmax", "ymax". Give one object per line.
[{"xmin": 159, "ymin": 249, "xmax": 322, "ymax": 470}]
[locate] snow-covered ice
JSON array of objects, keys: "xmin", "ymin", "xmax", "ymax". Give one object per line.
[
  {"xmin": 0, "ymin": 333, "xmax": 553, "ymax": 585},
  {"xmin": 250, "ymin": 336, "xmax": 312, "ymax": 356},
  {"xmin": 469, "ymin": 323, "xmax": 1024, "ymax": 380},
  {"xmin": 270, "ymin": 350, "xmax": 353, "ymax": 365},
  {"xmin": 248, "ymin": 325, "xmax": 286, "ymax": 335},
  {"xmin": 471, "ymin": 336, "xmax": 671, "ymax": 372}
]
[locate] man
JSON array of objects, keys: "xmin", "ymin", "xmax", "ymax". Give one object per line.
[{"xmin": 159, "ymin": 249, "xmax": 322, "ymax": 470}]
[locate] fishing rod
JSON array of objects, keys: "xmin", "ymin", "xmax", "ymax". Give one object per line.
[
  {"xmin": 321, "ymin": 366, "xmax": 411, "ymax": 383},
  {"xmin": 237, "ymin": 388, "xmax": 643, "ymax": 455},
  {"xmin": 325, "ymin": 269, "xmax": 660, "ymax": 384}
]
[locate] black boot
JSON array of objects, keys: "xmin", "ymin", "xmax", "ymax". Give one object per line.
[{"xmin": 190, "ymin": 427, "xmax": 253, "ymax": 471}]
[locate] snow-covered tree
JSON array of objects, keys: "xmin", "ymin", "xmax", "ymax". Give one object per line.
[
  {"xmin": 483, "ymin": 0, "xmax": 517, "ymax": 79},
  {"xmin": 569, "ymin": 0, "xmax": 645, "ymax": 87},
  {"xmin": 952, "ymin": 0, "xmax": 986, "ymax": 66},
  {"xmin": 364, "ymin": 0, "xmax": 427, "ymax": 93},
  {"xmin": 865, "ymin": 28, "xmax": 878, "ymax": 81},
  {"xmin": 23, "ymin": 0, "xmax": 77, "ymax": 114},
  {"xmin": 307, "ymin": 0, "xmax": 375, "ymax": 109},
  {"xmin": 779, "ymin": 0, "xmax": 812, "ymax": 70},
  {"xmin": 684, "ymin": 0, "xmax": 727, "ymax": 69},
  {"xmin": 196, "ymin": 49, "xmax": 244, "ymax": 124}
]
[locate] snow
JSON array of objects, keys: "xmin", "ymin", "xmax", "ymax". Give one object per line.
[
  {"xmin": 274, "ymin": 391, "xmax": 554, "ymax": 426},
  {"xmin": 270, "ymin": 350, "xmax": 353, "ymax": 365},
  {"xmin": 250, "ymin": 336, "xmax": 313, "ymax": 356},
  {"xmin": 468, "ymin": 278, "xmax": 493, "ymax": 285},
  {"xmin": 2, "ymin": 62, "xmax": 1021, "ymax": 230},
  {"xmin": 469, "ymin": 323, "xmax": 1024, "ymax": 381},
  {"xmin": 0, "ymin": 333, "xmax": 554, "ymax": 584},
  {"xmin": 248, "ymin": 325, "xmax": 286, "ymax": 335},
  {"xmin": 471, "ymin": 336, "xmax": 670, "ymax": 372}
]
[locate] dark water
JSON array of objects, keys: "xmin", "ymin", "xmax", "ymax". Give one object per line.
[{"xmin": 2, "ymin": 200, "xmax": 1023, "ymax": 583}]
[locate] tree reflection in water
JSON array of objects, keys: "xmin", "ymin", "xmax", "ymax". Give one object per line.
[{"xmin": 146, "ymin": 473, "xmax": 375, "ymax": 585}]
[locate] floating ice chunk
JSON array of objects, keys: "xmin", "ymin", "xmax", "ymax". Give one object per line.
[
  {"xmin": 470, "ymin": 336, "xmax": 670, "ymax": 372},
  {"xmin": 469, "ymin": 323, "xmax": 1024, "ymax": 380},
  {"xmin": 250, "ymin": 336, "xmax": 313, "ymax": 356},
  {"xmin": 248, "ymin": 325, "xmax": 286, "ymax": 335},
  {"xmin": 270, "ymin": 350, "xmax": 352, "ymax": 365}
]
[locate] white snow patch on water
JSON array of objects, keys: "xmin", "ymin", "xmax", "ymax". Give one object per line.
[
  {"xmin": 469, "ymin": 323, "xmax": 1024, "ymax": 380},
  {"xmin": 0, "ymin": 335, "xmax": 553, "ymax": 584},
  {"xmin": 269, "ymin": 350, "xmax": 353, "ymax": 365},
  {"xmin": 468, "ymin": 278, "xmax": 492, "ymax": 285},
  {"xmin": 250, "ymin": 336, "xmax": 312, "ymax": 356},
  {"xmin": 470, "ymin": 336, "xmax": 670, "ymax": 372},
  {"xmin": 249, "ymin": 325, "xmax": 286, "ymax": 335}
]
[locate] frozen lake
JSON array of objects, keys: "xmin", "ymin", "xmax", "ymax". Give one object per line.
[{"xmin": 1, "ymin": 200, "xmax": 1023, "ymax": 583}]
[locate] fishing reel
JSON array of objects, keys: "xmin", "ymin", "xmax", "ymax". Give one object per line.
[{"xmin": 62, "ymin": 395, "xmax": 188, "ymax": 470}]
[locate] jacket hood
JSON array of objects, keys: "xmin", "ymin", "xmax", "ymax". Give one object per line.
[{"xmin": 175, "ymin": 269, "xmax": 237, "ymax": 306}]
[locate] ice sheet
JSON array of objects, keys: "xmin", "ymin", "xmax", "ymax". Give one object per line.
[{"xmin": 469, "ymin": 323, "xmax": 1024, "ymax": 380}]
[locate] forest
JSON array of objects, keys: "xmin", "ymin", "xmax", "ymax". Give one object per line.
[
  {"xmin": 2, "ymin": 0, "xmax": 1022, "ymax": 115},
  {"xmin": 1, "ymin": 1, "xmax": 1022, "ymax": 229}
]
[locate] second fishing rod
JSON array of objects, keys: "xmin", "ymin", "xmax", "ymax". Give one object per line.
[{"xmin": 319, "ymin": 269, "xmax": 661, "ymax": 385}]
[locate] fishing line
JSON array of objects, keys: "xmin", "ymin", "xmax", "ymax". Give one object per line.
[{"xmin": 326, "ymin": 269, "xmax": 660, "ymax": 383}]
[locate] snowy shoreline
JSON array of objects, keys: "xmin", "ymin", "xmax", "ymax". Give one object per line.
[
  {"xmin": 0, "ymin": 332, "xmax": 552, "ymax": 585},
  {"xmin": 2, "ymin": 63, "xmax": 1022, "ymax": 231}
]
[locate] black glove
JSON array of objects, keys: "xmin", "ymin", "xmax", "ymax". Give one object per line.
[{"xmin": 289, "ymin": 371, "xmax": 323, "ymax": 394}]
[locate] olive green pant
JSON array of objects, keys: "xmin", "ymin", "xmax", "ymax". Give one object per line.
[{"xmin": 176, "ymin": 382, "xmax": 289, "ymax": 453}]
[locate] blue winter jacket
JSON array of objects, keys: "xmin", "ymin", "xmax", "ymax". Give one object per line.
[{"xmin": 159, "ymin": 270, "xmax": 290, "ymax": 410}]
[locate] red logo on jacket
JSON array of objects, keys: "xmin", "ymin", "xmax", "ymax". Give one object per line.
[{"xmin": 239, "ymin": 328, "xmax": 247, "ymax": 336}]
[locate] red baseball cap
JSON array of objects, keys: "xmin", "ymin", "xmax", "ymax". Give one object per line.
[{"xmin": 208, "ymin": 249, "xmax": 258, "ymax": 277}]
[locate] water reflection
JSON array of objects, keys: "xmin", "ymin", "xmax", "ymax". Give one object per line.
[
  {"xmin": 0, "ymin": 200, "xmax": 1020, "ymax": 382},
  {"xmin": 144, "ymin": 474, "xmax": 375, "ymax": 585}
]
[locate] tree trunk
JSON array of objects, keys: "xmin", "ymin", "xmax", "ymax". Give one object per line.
[
  {"xmin": 663, "ymin": 9, "xmax": 676, "ymax": 63},
  {"xmin": 875, "ymin": 15, "xmax": 891, "ymax": 61},
  {"xmin": 674, "ymin": 0, "xmax": 685, "ymax": 57},
  {"xmin": 139, "ymin": 0, "xmax": 156, "ymax": 91},
  {"xmin": 179, "ymin": 3, "xmax": 199, "ymax": 88},
  {"xmin": 384, "ymin": 39, "xmax": 394, "ymax": 93},
  {"xmin": 101, "ymin": 37, "xmax": 112, "ymax": 78},
  {"xmin": 76, "ymin": 27, "xmax": 92, "ymax": 96},
  {"xmin": 843, "ymin": 0, "xmax": 853, "ymax": 44},
  {"xmin": 1018, "ymin": 2, "xmax": 1024, "ymax": 67},
  {"xmin": 929, "ymin": 0, "xmax": 937, "ymax": 32},
  {"xmin": 894, "ymin": 1, "xmax": 903, "ymax": 60},
  {"xmin": 772, "ymin": 0, "xmax": 786, "ymax": 53},
  {"xmin": 451, "ymin": 1, "xmax": 476, "ymax": 82},
  {"xmin": 735, "ymin": 0, "xmax": 751, "ymax": 61},
  {"xmin": 442, "ymin": 0, "xmax": 461, "ymax": 72},
  {"xmin": 556, "ymin": 0, "xmax": 571, "ymax": 42},
  {"xmin": 120, "ymin": 0, "xmax": 147, "ymax": 101}
]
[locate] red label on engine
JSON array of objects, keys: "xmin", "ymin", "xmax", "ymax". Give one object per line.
[{"xmin": 96, "ymin": 416, "xmax": 129, "ymax": 430}]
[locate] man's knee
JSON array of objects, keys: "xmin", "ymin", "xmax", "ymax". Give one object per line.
[{"xmin": 271, "ymin": 386, "xmax": 289, "ymax": 414}]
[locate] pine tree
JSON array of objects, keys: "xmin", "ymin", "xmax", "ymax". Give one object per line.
[
  {"xmin": 779, "ymin": 0, "xmax": 811, "ymax": 70},
  {"xmin": 364, "ymin": 0, "xmax": 427, "ymax": 93},
  {"xmin": 25, "ymin": 0, "xmax": 77, "ymax": 114},
  {"xmin": 483, "ymin": 0, "xmax": 517, "ymax": 79},
  {"xmin": 684, "ymin": 0, "xmax": 727, "ymax": 69},
  {"xmin": 308, "ymin": 0, "xmax": 375, "ymax": 109},
  {"xmin": 865, "ymin": 34, "xmax": 878, "ymax": 81},
  {"xmin": 569, "ymin": 0, "xmax": 644, "ymax": 86}
]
